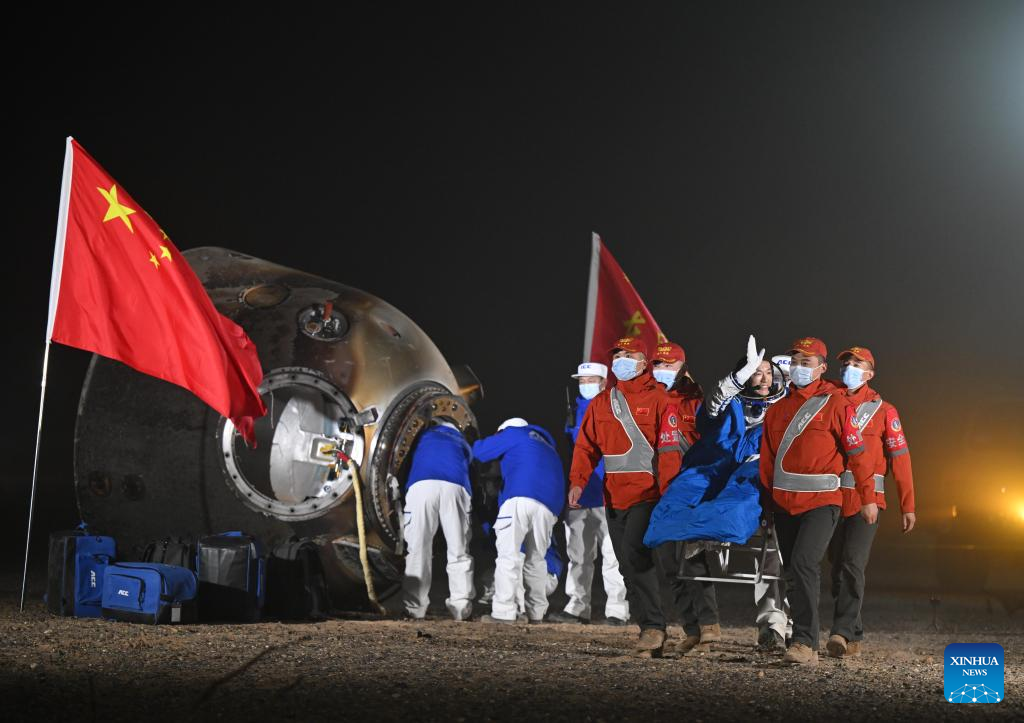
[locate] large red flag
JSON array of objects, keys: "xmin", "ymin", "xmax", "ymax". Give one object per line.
[
  {"xmin": 583, "ymin": 232, "xmax": 666, "ymax": 364},
  {"xmin": 46, "ymin": 138, "xmax": 266, "ymax": 444}
]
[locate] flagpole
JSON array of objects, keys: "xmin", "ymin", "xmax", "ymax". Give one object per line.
[
  {"xmin": 20, "ymin": 342, "xmax": 52, "ymax": 612},
  {"xmin": 21, "ymin": 137, "xmax": 75, "ymax": 612},
  {"xmin": 582, "ymin": 232, "xmax": 601, "ymax": 360}
]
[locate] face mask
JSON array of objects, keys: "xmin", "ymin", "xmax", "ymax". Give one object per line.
[
  {"xmin": 653, "ymin": 369, "xmax": 677, "ymax": 388},
  {"xmin": 579, "ymin": 382, "xmax": 601, "ymax": 400},
  {"xmin": 611, "ymin": 357, "xmax": 641, "ymax": 381},
  {"xmin": 789, "ymin": 364, "xmax": 820, "ymax": 388},
  {"xmin": 842, "ymin": 366, "xmax": 866, "ymax": 390}
]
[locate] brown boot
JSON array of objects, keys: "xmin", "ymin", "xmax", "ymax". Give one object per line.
[
  {"xmin": 700, "ymin": 623, "xmax": 722, "ymax": 643},
  {"xmin": 845, "ymin": 641, "xmax": 862, "ymax": 656},
  {"xmin": 782, "ymin": 642, "xmax": 818, "ymax": 666},
  {"xmin": 826, "ymin": 634, "xmax": 848, "ymax": 658},
  {"xmin": 680, "ymin": 623, "xmax": 723, "ymax": 657},
  {"xmin": 632, "ymin": 628, "xmax": 666, "ymax": 658},
  {"xmin": 666, "ymin": 634, "xmax": 701, "ymax": 656}
]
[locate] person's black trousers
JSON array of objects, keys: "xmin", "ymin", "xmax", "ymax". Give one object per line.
[
  {"xmin": 828, "ymin": 510, "xmax": 881, "ymax": 642},
  {"xmin": 775, "ymin": 505, "xmax": 840, "ymax": 650},
  {"xmin": 606, "ymin": 501, "xmax": 665, "ymax": 631},
  {"xmin": 656, "ymin": 543, "xmax": 719, "ymax": 636}
]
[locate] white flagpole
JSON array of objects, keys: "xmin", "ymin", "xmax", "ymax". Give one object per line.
[
  {"xmin": 582, "ymin": 232, "xmax": 601, "ymax": 360},
  {"xmin": 21, "ymin": 137, "xmax": 74, "ymax": 612},
  {"xmin": 21, "ymin": 343, "xmax": 52, "ymax": 611}
]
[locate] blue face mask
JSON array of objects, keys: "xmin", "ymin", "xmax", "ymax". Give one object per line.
[
  {"xmin": 842, "ymin": 366, "xmax": 866, "ymax": 390},
  {"xmin": 789, "ymin": 363, "xmax": 821, "ymax": 388},
  {"xmin": 579, "ymin": 382, "xmax": 601, "ymax": 400},
  {"xmin": 611, "ymin": 357, "xmax": 642, "ymax": 381},
  {"xmin": 652, "ymin": 369, "xmax": 677, "ymax": 388}
]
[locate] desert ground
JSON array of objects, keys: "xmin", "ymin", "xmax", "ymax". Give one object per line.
[{"xmin": 2, "ymin": 567, "xmax": 1021, "ymax": 722}]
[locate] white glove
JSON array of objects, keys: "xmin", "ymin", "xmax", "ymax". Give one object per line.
[
  {"xmin": 772, "ymin": 354, "xmax": 792, "ymax": 382},
  {"xmin": 734, "ymin": 335, "xmax": 765, "ymax": 385}
]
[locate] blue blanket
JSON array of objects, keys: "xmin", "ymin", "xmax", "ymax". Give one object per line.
[{"xmin": 644, "ymin": 398, "xmax": 763, "ymax": 547}]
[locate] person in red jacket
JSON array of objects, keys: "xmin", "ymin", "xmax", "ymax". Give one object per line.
[
  {"xmin": 650, "ymin": 340, "xmax": 721, "ymax": 654},
  {"xmin": 760, "ymin": 337, "xmax": 875, "ymax": 666},
  {"xmin": 827, "ymin": 346, "xmax": 916, "ymax": 657},
  {"xmin": 650, "ymin": 342, "xmax": 702, "ymax": 454},
  {"xmin": 569, "ymin": 336, "xmax": 682, "ymax": 657}
]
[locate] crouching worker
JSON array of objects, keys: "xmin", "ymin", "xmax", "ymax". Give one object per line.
[
  {"xmin": 402, "ymin": 420, "xmax": 476, "ymax": 621},
  {"xmin": 474, "ymin": 418, "xmax": 566, "ymax": 624},
  {"xmin": 569, "ymin": 337, "xmax": 683, "ymax": 657},
  {"xmin": 645, "ymin": 335, "xmax": 788, "ymax": 654}
]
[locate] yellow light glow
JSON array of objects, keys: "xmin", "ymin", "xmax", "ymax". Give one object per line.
[
  {"xmin": 951, "ymin": 505, "xmax": 958, "ymax": 519},
  {"xmin": 1018, "ymin": 504, "xmax": 1024, "ymax": 523}
]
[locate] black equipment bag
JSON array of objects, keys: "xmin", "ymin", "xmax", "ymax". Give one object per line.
[
  {"xmin": 265, "ymin": 538, "xmax": 331, "ymax": 621},
  {"xmin": 142, "ymin": 536, "xmax": 196, "ymax": 570},
  {"xmin": 196, "ymin": 531, "xmax": 265, "ymax": 622}
]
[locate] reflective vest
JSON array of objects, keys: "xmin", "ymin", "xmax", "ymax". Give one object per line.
[
  {"xmin": 603, "ymin": 388, "xmax": 655, "ymax": 475},
  {"xmin": 839, "ymin": 397, "xmax": 885, "ymax": 494},
  {"xmin": 773, "ymin": 394, "xmax": 841, "ymax": 493}
]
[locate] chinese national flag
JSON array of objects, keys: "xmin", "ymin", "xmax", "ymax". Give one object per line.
[
  {"xmin": 46, "ymin": 138, "xmax": 266, "ymax": 444},
  {"xmin": 583, "ymin": 233, "xmax": 666, "ymax": 364}
]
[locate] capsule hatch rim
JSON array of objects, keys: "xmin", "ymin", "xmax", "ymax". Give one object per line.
[{"xmin": 218, "ymin": 366, "xmax": 365, "ymax": 521}]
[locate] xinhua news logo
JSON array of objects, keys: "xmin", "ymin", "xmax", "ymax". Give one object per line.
[{"xmin": 944, "ymin": 643, "xmax": 1004, "ymax": 703}]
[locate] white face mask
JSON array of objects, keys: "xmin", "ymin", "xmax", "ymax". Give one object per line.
[
  {"xmin": 652, "ymin": 369, "xmax": 677, "ymax": 388},
  {"xmin": 579, "ymin": 382, "xmax": 601, "ymax": 400},
  {"xmin": 611, "ymin": 357, "xmax": 641, "ymax": 381},
  {"xmin": 789, "ymin": 363, "xmax": 821, "ymax": 388},
  {"xmin": 842, "ymin": 366, "xmax": 866, "ymax": 390}
]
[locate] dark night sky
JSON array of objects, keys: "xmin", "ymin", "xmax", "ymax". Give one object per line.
[{"xmin": 5, "ymin": 2, "xmax": 1024, "ymax": 552}]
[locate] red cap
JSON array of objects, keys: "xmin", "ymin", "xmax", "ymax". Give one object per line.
[
  {"xmin": 608, "ymin": 336, "xmax": 648, "ymax": 357},
  {"xmin": 838, "ymin": 346, "xmax": 876, "ymax": 369},
  {"xmin": 653, "ymin": 342, "xmax": 686, "ymax": 364},
  {"xmin": 788, "ymin": 337, "xmax": 828, "ymax": 359}
]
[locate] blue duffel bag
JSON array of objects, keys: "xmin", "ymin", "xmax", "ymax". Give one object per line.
[
  {"xmin": 101, "ymin": 562, "xmax": 198, "ymax": 624},
  {"xmin": 46, "ymin": 527, "xmax": 116, "ymax": 618}
]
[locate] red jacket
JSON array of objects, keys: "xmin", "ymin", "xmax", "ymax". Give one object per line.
[
  {"xmin": 570, "ymin": 370, "xmax": 682, "ymax": 509},
  {"xmin": 760, "ymin": 378, "xmax": 874, "ymax": 515},
  {"xmin": 839, "ymin": 384, "xmax": 915, "ymax": 517},
  {"xmin": 667, "ymin": 390, "xmax": 701, "ymax": 454}
]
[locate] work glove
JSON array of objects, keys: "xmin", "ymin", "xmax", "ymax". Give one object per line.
[{"xmin": 734, "ymin": 334, "xmax": 765, "ymax": 385}]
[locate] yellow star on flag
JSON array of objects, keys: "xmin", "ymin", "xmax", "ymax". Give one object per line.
[
  {"xmin": 149, "ymin": 252, "xmax": 160, "ymax": 269},
  {"xmin": 97, "ymin": 184, "xmax": 137, "ymax": 233},
  {"xmin": 623, "ymin": 311, "xmax": 646, "ymax": 337},
  {"xmin": 160, "ymin": 245, "xmax": 172, "ymax": 262}
]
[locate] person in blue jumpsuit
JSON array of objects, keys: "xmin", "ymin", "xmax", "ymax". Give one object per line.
[
  {"xmin": 402, "ymin": 420, "xmax": 475, "ymax": 620},
  {"xmin": 473, "ymin": 418, "xmax": 566, "ymax": 623}
]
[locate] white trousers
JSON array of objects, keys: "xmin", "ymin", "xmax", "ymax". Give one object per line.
[
  {"xmin": 562, "ymin": 507, "xmax": 629, "ymax": 620},
  {"xmin": 516, "ymin": 571, "xmax": 558, "ymax": 614},
  {"xmin": 401, "ymin": 480, "xmax": 475, "ymax": 620},
  {"xmin": 754, "ymin": 536, "xmax": 792, "ymax": 638},
  {"xmin": 492, "ymin": 497, "xmax": 557, "ymax": 621}
]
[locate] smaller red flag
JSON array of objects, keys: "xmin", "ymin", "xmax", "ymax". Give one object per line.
[
  {"xmin": 46, "ymin": 138, "xmax": 266, "ymax": 444},
  {"xmin": 583, "ymin": 233, "xmax": 666, "ymax": 364}
]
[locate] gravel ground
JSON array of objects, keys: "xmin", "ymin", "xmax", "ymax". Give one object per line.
[{"xmin": 3, "ymin": 576, "xmax": 1022, "ymax": 723}]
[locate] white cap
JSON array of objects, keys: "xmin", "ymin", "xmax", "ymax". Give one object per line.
[
  {"xmin": 571, "ymin": 362, "xmax": 608, "ymax": 379},
  {"xmin": 497, "ymin": 417, "xmax": 529, "ymax": 431}
]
